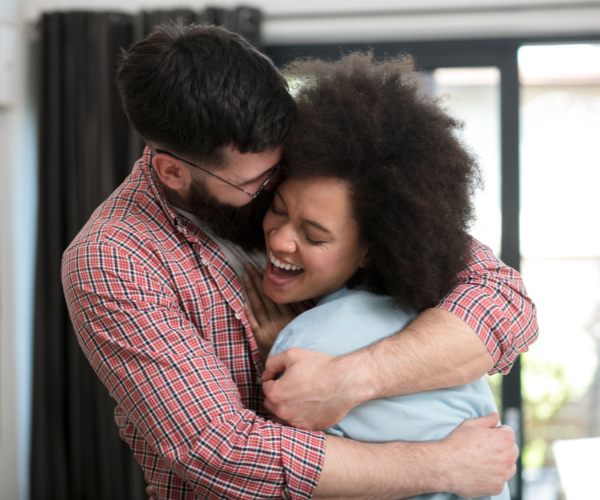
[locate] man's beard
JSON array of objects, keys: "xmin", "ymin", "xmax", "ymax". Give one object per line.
[{"xmin": 185, "ymin": 177, "xmax": 273, "ymax": 253}]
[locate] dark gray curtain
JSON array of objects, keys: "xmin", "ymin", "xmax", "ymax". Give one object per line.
[{"xmin": 30, "ymin": 8, "xmax": 262, "ymax": 500}]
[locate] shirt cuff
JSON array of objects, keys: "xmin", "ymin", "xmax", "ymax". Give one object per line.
[
  {"xmin": 436, "ymin": 284, "xmax": 515, "ymax": 375},
  {"xmin": 280, "ymin": 426, "xmax": 327, "ymax": 500}
]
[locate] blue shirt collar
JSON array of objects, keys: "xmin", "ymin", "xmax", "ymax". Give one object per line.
[{"xmin": 317, "ymin": 285, "xmax": 365, "ymax": 307}]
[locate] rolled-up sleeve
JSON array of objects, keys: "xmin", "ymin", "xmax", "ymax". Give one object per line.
[
  {"xmin": 62, "ymin": 240, "xmax": 325, "ymax": 500},
  {"xmin": 436, "ymin": 239, "xmax": 539, "ymax": 375}
]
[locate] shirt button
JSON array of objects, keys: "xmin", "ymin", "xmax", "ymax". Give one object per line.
[
  {"xmin": 176, "ymin": 225, "xmax": 183, "ymax": 233},
  {"xmin": 234, "ymin": 312, "xmax": 241, "ymax": 320},
  {"xmin": 201, "ymin": 258, "xmax": 208, "ymax": 266}
]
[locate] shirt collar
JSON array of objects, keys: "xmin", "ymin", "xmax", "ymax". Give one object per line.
[
  {"xmin": 317, "ymin": 285, "xmax": 365, "ymax": 307},
  {"xmin": 140, "ymin": 146, "xmax": 205, "ymax": 240}
]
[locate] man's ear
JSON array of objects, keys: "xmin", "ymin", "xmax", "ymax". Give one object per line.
[{"xmin": 152, "ymin": 154, "xmax": 193, "ymax": 192}]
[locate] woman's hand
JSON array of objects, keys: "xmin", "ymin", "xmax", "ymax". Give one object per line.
[{"xmin": 243, "ymin": 262, "xmax": 298, "ymax": 364}]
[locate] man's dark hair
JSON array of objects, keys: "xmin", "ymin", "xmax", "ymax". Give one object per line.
[
  {"xmin": 281, "ymin": 52, "xmax": 482, "ymax": 312},
  {"xmin": 116, "ymin": 21, "xmax": 296, "ymax": 164}
]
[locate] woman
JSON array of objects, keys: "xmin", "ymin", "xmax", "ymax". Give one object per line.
[{"xmin": 243, "ymin": 52, "xmax": 509, "ymax": 500}]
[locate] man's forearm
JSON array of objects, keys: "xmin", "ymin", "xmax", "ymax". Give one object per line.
[
  {"xmin": 349, "ymin": 308, "xmax": 494, "ymax": 402},
  {"xmin": 314, "ymin": 435, "xmax": 441, "ymax": 500},
  {"xmin": 314, "ymin": 414, "xmax": 516, "ymax": 500},
  {"xmin": 142, "ymin": 413, "xmax": 517, "ymax": 499}
]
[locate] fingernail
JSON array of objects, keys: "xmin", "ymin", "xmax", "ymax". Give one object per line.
[
  {"xmin": 243, "ymin": 274, "xmax": 251, "ymax": 282},
  {"xmin": 244, "ymin": 262, "xmax": 253, "ymax": 270}
]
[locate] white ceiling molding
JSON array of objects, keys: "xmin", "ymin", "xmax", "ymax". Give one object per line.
[
  {"xmin": 262, "ymin": 2, "xmax": 600, "ymax": 44},
  {"xmin": 20, "ymin": 0, "xmax": 600, "ymax": 43}
]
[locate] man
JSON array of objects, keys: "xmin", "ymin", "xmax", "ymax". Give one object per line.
[{"xmin": 62, "ymin": 22, "xmax": 536, "ymax": 499}]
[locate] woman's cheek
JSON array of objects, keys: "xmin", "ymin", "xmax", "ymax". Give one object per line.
[{"xmin": 306, "ymin": 252, "xmax": 335, "ymax": 277}]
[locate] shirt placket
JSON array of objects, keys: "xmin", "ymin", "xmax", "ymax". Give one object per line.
[{"xmin": 174, "ymin": 219, "xmax": 264, "ymax": 377}]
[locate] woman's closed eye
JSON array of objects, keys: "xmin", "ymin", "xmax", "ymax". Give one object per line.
[
  {"xmin": 269, "ymin": 203, "xmax": 287, "ymax": 217},
  {"xmin": 303, "ymin": 229, "xmax": 327, "ymax": 246},
  {"xmin": 269, "ymin": 199, "xmax": 329, "ymax": 246}
]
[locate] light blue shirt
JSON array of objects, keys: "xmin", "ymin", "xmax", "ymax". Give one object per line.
[{"xmin": 269, "ymin": 286, "xmax": 509, "ymax": 500}]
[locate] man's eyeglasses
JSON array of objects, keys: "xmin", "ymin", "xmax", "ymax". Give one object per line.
[{"xmin": 154, "ymin": 149, "xmax": 279, "ymax": 199}]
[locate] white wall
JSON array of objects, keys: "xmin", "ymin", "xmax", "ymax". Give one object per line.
[
  {"xmin": 0, "ymin": 105, "xmax": 20, "ymax": 500},
  {"xmin": 19, "ymin": 0, "xmax": 600, "ymax": 44},
  {"xmin": 0, "ymin": 1, "xmax": 37, "ymax": 499}
]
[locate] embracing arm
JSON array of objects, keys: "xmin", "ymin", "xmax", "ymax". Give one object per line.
[
  {"xmin": 337, "ymin": 307, "xmax": 493, "ymax": 401},
  {"xmin": 251, "ymin": 239, "xmax": 538, "ymax": 430},
  {"xmin": 315, "ymin": 413, "xmax": 516, "ymax": 500}
]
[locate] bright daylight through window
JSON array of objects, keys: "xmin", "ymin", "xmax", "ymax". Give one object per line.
[{"xmin": 431, "ymin": 43, "xmax": 600, "ymax": 500}]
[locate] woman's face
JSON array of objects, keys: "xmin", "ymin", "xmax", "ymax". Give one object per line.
[{"xmin": 262, "ymin": 176, "xmax": 369, "ymax": 304}]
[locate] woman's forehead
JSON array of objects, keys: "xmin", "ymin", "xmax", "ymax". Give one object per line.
[{"xmin": 278, "ymin": 177, "xmax": 356, "ymax": 231}]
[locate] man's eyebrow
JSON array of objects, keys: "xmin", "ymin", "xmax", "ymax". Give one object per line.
[{"xmin": 303, "ymin": 219, "xmax": 333, "ymax": 236}]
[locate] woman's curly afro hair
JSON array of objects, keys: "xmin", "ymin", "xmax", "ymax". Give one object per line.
[{"xmin": 281, "ymin": 52, "xmax": 482, "ymax": 312}]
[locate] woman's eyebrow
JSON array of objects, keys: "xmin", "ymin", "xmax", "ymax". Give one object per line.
[
  {"xmin": 275, "ymin": 190, "xmax": 286, "ymax": 206},
  {"xmin": 303, "ymin": 219, "xmax": 333, "ymax": 236},
  {"xmin": 275, "ymin": 190, "xmax": 332, "ymax": 235}
]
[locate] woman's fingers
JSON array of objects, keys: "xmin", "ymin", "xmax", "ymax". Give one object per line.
[
  {"xmin": 243, "ymin": 274, "xmax": 269, "ymax": 325},
  {"xmin": 244, "ymin": 262, "xmax": 280, "ymax": 317},
  {"xmin": 243, "ymin": 302, "xmax": 260, "ymax": 333},
  {"xmin": 243, "ymin": 264, "xmax": 297, "ymax": 328}
]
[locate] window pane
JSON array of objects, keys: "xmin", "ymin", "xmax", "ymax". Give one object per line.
[
  {"xmin": 519, "ymin": 43, "xmax": 600, "ymax": 500},
  {"xmin": 432, "ymin": 67, "xmax": 502, "ymax": 256}
]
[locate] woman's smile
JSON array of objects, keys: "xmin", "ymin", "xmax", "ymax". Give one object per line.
[
  {"xmin": 262, "ymin": 177, "xmax": 369, "ymax": 304},
  {"xmin": 265, "ymin": 250, "xmax": 305, "ymax": 286}
]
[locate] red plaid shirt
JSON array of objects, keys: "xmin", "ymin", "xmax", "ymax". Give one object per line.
[{"xmin": 62, "ymin": 148, "xmax": 538, "ymax": 499}]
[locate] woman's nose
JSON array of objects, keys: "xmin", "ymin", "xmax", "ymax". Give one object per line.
[{"xmin": 269, "ymin": 223, "xmax": 297, "ymax": 254}]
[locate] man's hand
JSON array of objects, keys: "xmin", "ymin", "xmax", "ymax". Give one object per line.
[
  {"xmin": 242, "ymin": 263, "xmax": 297, "ymax": 364},
  {"xmin": 313, "ymin": 412, "xmax": 517, "ymax": 499},
  {"xmin": 262, "ymin": 348, "xmax": 362, "ymax": 430},
  {"xmin": 438, "ymin": 412, "xmax": 518, "ymax": 498},
  {"xmin": 262, "ymin": 308, "xmax": 495, "ymax": 431}
]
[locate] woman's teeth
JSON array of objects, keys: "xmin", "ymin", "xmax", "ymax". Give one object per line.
[{"xmin": 269, "ymin": 251, "xmax": 302, "ymax": 271}]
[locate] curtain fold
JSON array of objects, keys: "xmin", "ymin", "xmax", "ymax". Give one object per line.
[{"xmin": 30, "ymin": 7, "xmax": 262, "ymax": 499}]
